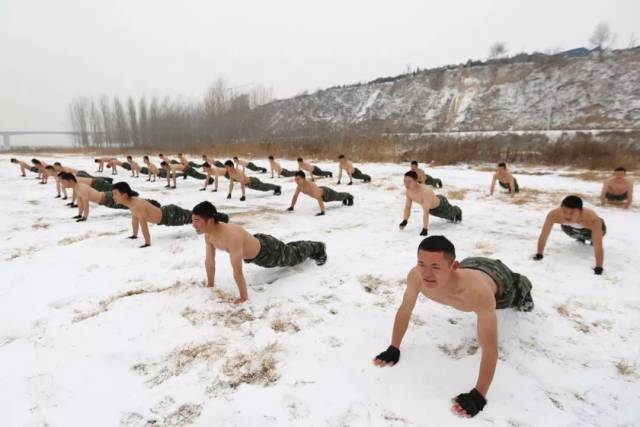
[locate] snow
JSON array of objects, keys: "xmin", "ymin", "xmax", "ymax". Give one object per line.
[{"xmin": 1, "ymin": 154, "xmax": 639, "ymax": 426}]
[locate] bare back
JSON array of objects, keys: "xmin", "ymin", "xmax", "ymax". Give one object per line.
[
  {"xmin": 407, "ymin": 184, "xmax": 439, "ymax": 209},
  {"xmin": 130, "ymin": 198, "xmax": 163, "ymax": 224},
  {"xmin": 205, "ymin": 223, "xmax": 261, "ymax": 260},
  {"xmin": 299, "ymin": 180, "xmax": 324, "ymax": 200}
]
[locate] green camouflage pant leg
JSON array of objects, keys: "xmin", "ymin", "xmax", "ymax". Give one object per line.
[
  {"xmin": 30, "ymin": 166, "xmax": 39, "ymax": 173},
  {"xmin": 312, "ymin": 166, "xmax": 332, "ymax": 177},
  {"xmin": 91, "ymin": 179, "xmax": 113, "ymax": 192},
  {"xmin": 158, "ymin": 169, "xmax": 168, "ymax": 178},
  {"xmin": 76, "ymin": 170, "xmax": 93, "ymax": 178},
  {"xmin": 425, "ymin": 175, "xmax": 443, "ymax": 188},
  {"xmin": 246, "ymin": 234, "xmax": 325, "ymax": 268},
  {"xmin": 100, "ymin": 191, "xmax": 128, "ymax": 210},
  {"xmin": 140, "ymin": 167, "xmax": 149, "ymax": 175},
  {"xmin": 459, "ymin": 257, "xmax": 533, "ymax": 310},
  {"xmin": 561, "ymin": 219, "xmax": 607, "ymax": 241},
  {"xmin": 121, "ymin": 162, "xmax": 132, "ymax": 171},
  {"xmin": 188, "ymin": 161, "xmax": 203, "ymax": 168},
  {"xmin": 280, "ymin": 168, "xmax": 297, "ymax": 177},
  {"xmin": 170, "ymin": 160, "xmax": 180, "ymax": 164},
  {"xmin": 214, "ymin": 161, "xmax": 225, "ymax": 168},
  {"xmin": 247, "ymin": 162, "xmax": 266, "ymax": 172},
  {"xmin": 429, "ymin": 195, "xmax": 462, "ymax": 222},
  {"xmin": 159, "ymin": 204, "xmax": 192, "ymax": 226},
  {"xmin": 352, "ymin": 168, "xmax": 370, "ymax": 181},
  {"xmin": 605, "ymin": 192, "xmax": 627, "ymax": 202},
  {"xmin": 248, "ymin": 177, "xmax": 279, "ymax": 192},
  {"xmin": 320, "ymin": 186, "xmax": 351, "ymax": 203},
  {"xmin": 184, "ymin": 167, "xmax": 207, "ymax": 180},
  {"xmin": 499, "ymin": 179, "xmax": 520, "ymax": 193}
]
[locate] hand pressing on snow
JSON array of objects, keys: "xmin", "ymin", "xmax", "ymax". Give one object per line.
[
  {"xmin": 373, "ymin": 345, "xmax": 400, "ymax": 367},
  {"xmin": 451, "ymin": 388, "xmax": 486, "ymax": 418}
]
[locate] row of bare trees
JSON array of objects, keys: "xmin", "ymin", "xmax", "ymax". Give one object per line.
[{"xmin": 68, "ymin": 78, "xmax": 273, "ymax": 148}]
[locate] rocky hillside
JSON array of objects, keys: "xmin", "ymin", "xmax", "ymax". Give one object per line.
[{"xmin": 251, "ymin": 48, "xmax": 640, "ymax": 136}]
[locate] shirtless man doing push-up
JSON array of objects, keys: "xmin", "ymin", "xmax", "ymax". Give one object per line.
[{"xmin": 288, "ymin": 171, "xmax": 353, "ymax": 216}]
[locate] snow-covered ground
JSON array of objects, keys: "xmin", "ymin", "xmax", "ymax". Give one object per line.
[{"xmin": 1, "ymin": 154, "xmax": 638, "ymax": 427}]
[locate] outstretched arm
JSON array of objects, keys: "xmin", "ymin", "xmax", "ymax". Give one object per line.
[
  {"xmin": 337, "ymin": 166, "xmax": 343, "ymax": 184},
  {"xmin": 473, "ymin": 304, "xmax": 498, "ymax": 396},
  {"xmin": 536, "ymin": 211, "xmax": 555, "ymax": 256},
  {"xmin": 626, "ymin": 182, "xmax": 634, "ymax": 209},
  {"xmin": 599, "ymin": 182, "xmax": 607, "ymax": 206},
  {"xmin": 401, "ymin": 195, "xmax": 412, "ymax": 227},
  {"xmin": 490, "ymin": 175, "xmax": 497, "ymax": 195},
  {"xmin": 290, "ymin": 188, "xmax": 300, "ymax": 209},
  {"xmin": 205, "ymin": 238, "xmax": 216, "ymax": 286},
  {"xmin": 592, "ymin": 221, "xmax": 604, "ymax": 268},
  {"xmin": 139, "ymin": 216, "xmax": 151, "ymax": 246},
  {"xmin": 229, "ymin": 245, "xmax": 249, "ymax": 303}
]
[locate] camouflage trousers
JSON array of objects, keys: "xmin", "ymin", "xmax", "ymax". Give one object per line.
[
  {"xmin": 76, "ymin": 170, "xmax": 93, "ymax": 178},
  {"xmin": 313, "ymin": 166, "xmax": 332, "ymax": 177},
  {"xmin": 247, "ymin": 162, "xmax": 267, "ymax": 173},
  {"xmin": 188, "ymin": 161, "xmax": 203, "ymax": 168},
  {"xmin": 184, "ymin": 167, "xmax": 207, "ymax": 180},
  {"xmin": 459, "ymin": 257, "xmax": 534, "ymax": 310},
  {"xmin": 91, "ymin": 179, "xmax": 113, "ymax": 192},
  {"xmin": 320, "ymin": 186, "xmax": 351, "ymax": 203},
  {"xmin": 280, "ymin": 168, "xmax": 297, "ymax": 177},
  {"xmin": 213, "ymin": 160, "xmax": 225, "ymax": 168},
  {"xmin": 352, "ymin": 168, "xmax": 371, "ymax": 182},
  {"xmin": 30, "ymin": 166, "xmax": 39, "ymax": 173},
  {"xmin": 248, "ymin": 177, "xmax": 280, "ymax": 193},
  {"xmin": 606, "ymin": 192, "xmax": 627, "ymax": 202},
  {"xmin": 121, "ymin": 162, "xmax": 132, "ymax": 171},
  {"xmin": 245, "ymin": 233, "xmax": 325, "ymax": 268},
  {"xmin": 425, "ymin": 175, "xmax": 443, "ymax": 188},
  {"xmin": 429, "ymin": 195, "xmax": 462, "ymax": 222},
  {"xmin": 159, "ymin": 204, "xmax": 192, "ymax": 226},
  {"xmin": 561, "ymin": 219, "xmax": 607, "ymax": 242},
  {"xmin": 100, "ymin": 191, "xmax": 128, "ymax": 210},
  {"xmin": 499, "ymin": 178, "xmax": 520, "ymax": 193}
]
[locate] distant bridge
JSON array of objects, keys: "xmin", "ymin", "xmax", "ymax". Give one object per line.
[{"xmin": 0, "ymin": 131, "xmax": 86, "ymax": 148}]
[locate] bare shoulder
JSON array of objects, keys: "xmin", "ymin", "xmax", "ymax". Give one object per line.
[
  {"xmin": 547, "ymin": 207, "xmax": 561, "ymax": 222},
  {"xmin": 406, "ymin": 268, "xmax": 422, "ymax": 290}
]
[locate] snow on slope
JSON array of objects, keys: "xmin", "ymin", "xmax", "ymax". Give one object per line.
[{"xmin": 0, "ymin": 155, "xmax": 638, "ymax": 427}]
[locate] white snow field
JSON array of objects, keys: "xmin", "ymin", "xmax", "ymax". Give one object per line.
[{"xmin": 1, "ymin": 154, "xmax": 638, "ymax": 427}]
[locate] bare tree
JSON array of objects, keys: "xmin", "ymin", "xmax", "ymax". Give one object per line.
[
  {"xmin": 138, "ymin": 97, "xmax": 148, "ymax": 146},
  {"xmin": 127, "ymin": 97, "xmax": 140, "ymax": 147},
  {"xmin": 249, "ymin": 84, "xmax": 274, "ymax": 108},
  {"xmin": 488, "ymin": 42, "xmax": 508, "ymax": 60},
  {"xmin": 67, "ymin": 97, "xmax": 90, "ymax": 147},
  {"xmin": 99, "ymin": 95, "xmax": 113, "ymax": 147},
  {"xmin": 113, "ymin": 97, "xmax": 130, "ymax": 146},
  {"xmin": 629, "ymin": 33, "xmax": 638, "ymax": 48},
  {"xmin": 204, "ymin": 77, "xmax": 229, "ymax": 117},
  {"xmin": 589, "ymin": 22, "xmax": 616, "ymax": 50},
  {"xmin": 89, "ymin": 100, "xmax": 104, "ymax": 147}
]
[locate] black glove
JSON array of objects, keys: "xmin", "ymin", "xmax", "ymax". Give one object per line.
[
  {"xmin": 139, "ymin": 243, "xmax": 151, "ymax": 248},
  {"xmin": 594, "ymin": 267, "xmax": 603, "ymax": 275},
  {"xmin": 227, "ymin": 193, "xmax": 232, "ymax": 199},
  {"xmin": 55, "ymin": 195, "xmax": 61, "ymax": 198},
  {"xmin": 127, "ymin": 235, "xmax": 138, "ymax": 239},
  {"xmin": 240, "ymin": 196, "xmax": 246, "ymax": 201},
  {"xmin": 399, "ymin": 219, "xmax": 408, "ymax": 229},
  {"xmin": 211, "ymin": 189, "xmax": 217, "ymax": 192},
  {"xmin": 72, "ymin": 214, "xmax": 82, "ymax": 219},
  {"xmin": 287, "ymin": 206, "xmax": 294, "ymax": 211},
  {"xmin": 62, "ymin": 196, "xmax": 68, "ymax": 200},
  {"xmin": 336, "ymin": 180, "xmax": 341, "ymax": 185},
  {"xmin": 164, "ymin": 185, "xmax": 170, "ymax": 188},
  {"xmin": 533, "ymin": 253, "xmax": 543, "ymax": 261},
  {"xmin": 420, "ymin": 228, "xmax": 428, "ymax": 236},
  {"xmin": 76, "ymin": 217, "xmax": 86, "ymax": 222},
  {"xmin": 199, "ymin": 188, "xmax": 206, "ymax": 191},
  {"xmin": 66, "ymin": 202, "xmax": 74, "ymax": 207},
  {"xmin": 316, "ymin": 211, "xmax": 325, "ymax": 216},
  {"xmin": 454, "ymin": 388, "xmax": 486, "ymax": 417},
  {"xmin": 374, "ymin": 345, "xmax": 400, "ymax": 365},
  {"xmin": 70, "ymin": 203, "xmax": 78, "ymax": 208},
  {"xmin": 348, "ymin": 181, "xmax": 353, "ymax": 186}
]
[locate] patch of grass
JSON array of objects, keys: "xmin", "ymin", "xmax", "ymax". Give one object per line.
[
  {"xmin": 223, "ymin": 343, "xmax": 281, "ymax": 389},
  {"xmin": 447, "ymin": 188, "xmax": 469, "ymax": 200},
  {"xmin": 615, "ymin": 360, "xmax": 636, "ymax": 376}
]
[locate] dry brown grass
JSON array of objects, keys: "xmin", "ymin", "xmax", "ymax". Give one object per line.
[
  {"xmin": 447, "ymin": 189, "xmax": 470, "ymax": 200},
  {"xmin": 222, "ymin": 343, "xmax": 281, "ymax": 389},
  {"xmin": 615, "ymin": 360, "xmax": 636, "ymax": 377}
]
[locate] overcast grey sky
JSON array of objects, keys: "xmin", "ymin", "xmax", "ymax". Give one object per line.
[{"xmin": 1, "ymin": 0, "xmax": 639, "ymax": 131}]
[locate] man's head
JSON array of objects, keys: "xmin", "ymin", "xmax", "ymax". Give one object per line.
[
  {"xmin": 160, "ymin": 161, "xmax": 169, "ymax": 169},
  {"xmin": 32, "ymin": 159, "xmax": 41, "ymax": 165},
  {"xmin": 233, "ymin": 156, "xmax": 239, "ymax": 161},
  {"xmin": 403, "ymin": 170, "xmax": 419, "ymax": 189},
  {"xmin": 497, "ymin": 162, "xmax": 507, "ymax": 171},
  {"xmin": 614, "ymin": 166, "xmax": 626, "ymax": 179},
  {"xmin": 268, "ymin": 155, "xmax": 274, "ymax": 161},
  {"xmin": 297, "ymin": 157, "xmax": 303, "ymax": 163},
  {"xmin": 10, "ymin": 158, "xmax": 18, "ymax": 163},
  {"xmin": 201, "ymin": 154, "xmax": 207, "ymax": 160},
  {"xmin": 202, "ymin": 162, "xmax": 211, "ymax": 170},
  {"xmin": 224, "ymin": 160, "xmax": 235, "ymax": 170},
  {"xmin": 126, "ymin": 155, "xmax": 133, "ymax": 161},
  {"xmin": 178, "ymin": 153, "xmax": 183, "ymax": 157},
  {"xmin": 560, "ymin": 195, "xmax": 583, "ymax": 222},
  {"xmin": 45, "ymin": 165, "xmax": 55, "ymax": 171},
  {"xmin": 158, "ymin": 153, "xmax": 164, "ymax": 157},
  {"xmin": 338, "ymin": 154, "xmax": 346, "ymax": 164},
  {"xmin": 59, "ymin": 172, "xmax": 77, "ymax": 188},
  {"xmin": 111, "ymin": 181, "xmax": 139, "ymax": 204},
  {"xmin": 191, "ymin": 201, "xmax": 228, "ymax": 233},
  {"xmin": 143, "ymin": 155, "xmax": 149, "ymax": 162},
  {"xmin": 416, "ymin": 236, "xmax": 458, "ymax": 288},
  {"xmin": 53, "ymin": 162, "xmax": 62, "ymax": 167},
  {"xmin": 410, "ymin": 160, "xmax": 418, "ymax": 170},
  {"xmin": 294, "ymin": 170, "xmax": 306, "ymax": 185}
]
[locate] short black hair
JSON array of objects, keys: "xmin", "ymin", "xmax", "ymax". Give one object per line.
[
  {"xmin": 411, "ymin": 160, "xmax": 418, "ymax": 166},
  {"xmin": 233, "ymin": 156, "xmax": 239, "ymax": 160},
  {"xmin": 158, "ymin": 153, "xmax": 164, "ymax": 156},
  {"xmin": 126, "ymin": 155, "xmax": 132, "ymax": 160},
  {"xmin": 268, "ymin": 156, "xmax": 274, "ymax": 160},
  {"xmin": 498, "ymin": 162, "xmax": 507, "ymax": 168},
  {"xmin": 615, "ymin": 166, "xmax": 626, "ymax": 172},
  {"xmin": 202, "ymin": 162, "xmax": 211, "ymax": 168},
  {"xmin": 111, "ymin": 181, "xmax": 139, "ymax": 197},
  {"xmin": 192, "ymin": 201, "xmax": 229, "ymax": 223},
  {"xmin": 178, "ymin": 153, "xmax": 183, "ymax": 156},
  {"xmin": 147, "ymin": 199, "xmax": 161, "ymax": 208},
  {"xmin": 295, "ymin": 170, "xmax": 306, "ymax": 179},
  {"xmin": 94, "ymin": 159, "xmax": 100, "ymax": 163},
  {"xmin": 10, "ymin": 158, "xmax": 18, "ymax": 163},
  {"xmin": 45, "ymin": 165, "xmax": 54, "ymax": 170},
  {"xmin": 59, "ymin": 172, "xmax": 76, "ymax": 182},
  {"xmin": 224, "ymin": 160, "xmax": 234, "ymax": 167},
  {"xmin": 338, "ymin": 155, "xmax": 345, "ymax": 159},
  {"xmin": 202, "ymin": 154, "xmax": 207, "ymax": 158},
  {"xmin": 297, "ymin": 157, "xmax": 303, "ymax": 162},
  {"xmin": 32, "ymin": 159, "xmax": 40, "ymax": 165},
  {"xmin": 160, "ymin": 161, "xmax": 168, "ymax": 167},
  {"xmin": 404, "ymin": 170, "xmax": 418, "ymax": 180},
  {"xmin": 54, "ymin": 162, "xmax": 61, "ymax": 166},
  {"xmin": 418, "ymin": 235, "xmax": 456, "ymax": 263},
  {"xmin": 561, "ymin": 195, "xmax": 583, "ymax": 210},
  {"xmin": 143, "ymin": 155, "xmax": 149, "ymax": 161}
]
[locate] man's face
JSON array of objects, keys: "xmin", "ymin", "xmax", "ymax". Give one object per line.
[
  {"xmin": 561, "ymin": 206, "xmax": 580, "ymax": 222},
  {"xmin": 61, "ymin": 179, "xmax": 73, "ymax": 189},
  {"xmin": 225, "ymin": 165, "xmax": 233, "ymax": 173},
  {"xmin": 417, "ymin": 250, "xmax": 454, "ymax": 288},
  {"xmin": 411, "ymin": 164, "xmax": 418, "ymax": 171},
  {"xmin": 614, "ymin": 171, "xmax": 626, "ymax": 179},
  {"xmin": 191, "ymin": 214, "xmax": 208, "ymax": 234},
  {"xmin": 112, "ymin": 189, "xmax": 124, "ymax": 204},
  {"xmin": 404, "ymin": 176, "xmax": 417, "ymax": 190},
  {"xmin": 339, "ymin": 158, "xmax": 346, "ymax": 166},
  {"xmin": 497, "ymin": 166, "xmax": 506, "ymax": 174},
  {"xmin": 294, "ymin": 176, "xmax": 304, "ymax": 185}
]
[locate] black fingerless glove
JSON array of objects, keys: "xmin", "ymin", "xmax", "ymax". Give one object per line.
[
  {"xmin": 227, "ymin": 193, "xmax": 232, "ymax": 199},
  {"xmin": 72, "ymin": 215, "xmax": 82, "ymax": 219},
  {"xmin": 399, "ymin": 219, "xmax": 408, "ymax": 228},
  {"xmin": 287, "ymin": 206, "xmax": 294, "ymax": 211},
  {"xmin": 594, "ymin": 267, "xmax": 603, "ymax": 275},
  {"xmin": 533, "ymin": 253, "xmax": 543, "ymax": 260},
  {"xmin": 76, "ymin": 217, "xmax": 86, "ymax": 222},
  {"xmin": 240, "ymin": 196, "xmax": 246, "ymax": 201},
  {"xmin": 199, "ymin": 188, "xmax": 206, "ymax": 191},
  {"xmin": 66, "ymin": 202, "xmax": 74, "ymax": 207},
  {"xmin": 454, "ymin": 388, "xmax": 486, "ymax": 417},
  {"xmin": 316, "ymin": 212, "xmax": 325, "ymax": 216},
  {"xmin": 347, "ymin": 181, "xmax": 353, "ymax": 186},
  {"xmin": 139, "ymin": 243, "xmax": 151, "ymax": 248},
  {"xmin": 55, "ymin": 195, "xmax": 61, "ymax": 198},
  {"xmin": 127, "ymin": 235, "xmax": 138, "ymax": 239},
  {"xmin": 420, "ymin": 228, "xmax": 428, "ymax": 236},
  {"xmin": 375, "ymin": 345, "xmax": 400, "ymax": 364}
]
